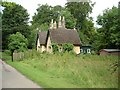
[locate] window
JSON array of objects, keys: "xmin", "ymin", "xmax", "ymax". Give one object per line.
[
  {"xmin": 80, "ymin": 49, "xmax": 83, "ymax": 53},
  {"xmin": 87, "ymin": 49, "xmax": 91, "ymax": 53},
  {"xmin": 59, "ymin": 47, "xmax": 63, "ymax": 52}
]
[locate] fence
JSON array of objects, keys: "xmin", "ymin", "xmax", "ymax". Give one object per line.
[
  {"xmin": 13, "ymin": 51, "xmax": 24, "ymax": 60},
  {"xmin": 12, "ymin": 50, "xmax": 40, "ymax": 60}
]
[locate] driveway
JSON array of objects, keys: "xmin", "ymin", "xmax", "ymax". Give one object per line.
[{"xmin": 0, "ymin": 59, "xmax": 41, "ymax": 88}]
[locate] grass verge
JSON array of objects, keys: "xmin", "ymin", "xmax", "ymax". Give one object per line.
[{"xmin": 3, "ymin": 50, "xmax": 118, "ymax": 88}]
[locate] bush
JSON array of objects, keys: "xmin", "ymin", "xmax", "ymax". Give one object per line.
[
  {"xmin": 62, "ymin": 43, "xmax": 73, "ymax": 52},
  {"xmin": 52, "ymin": 43, "xmax": 74, "ymax": 53},
  {"xmin": 8, "ymin": 32, "xmax": 28, "ymax": 52},
  {"xmin": 4, "ymin": 50, "xmax": 12, "ymax": 55},
  {"xmin": 91, "ymin": 50, "xmax": 96, "ymax": 55},
  {"xmin": 52, "ymin": 43, "xmax": 59, "ymax": 53}
]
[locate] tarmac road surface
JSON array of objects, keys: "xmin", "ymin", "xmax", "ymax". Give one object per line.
[{"xmin": 0, "ymin": 59, "xmax": 41, "ymax": 88}]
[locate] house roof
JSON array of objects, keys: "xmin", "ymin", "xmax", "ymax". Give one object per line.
[
  {"xmin": 100, "ymin": 49, "xmax": 120, "ymax": 52},
  {"xmin": 81, "ymin": 46, "xmax": 92, "ymax": 48},
  {"xmin": 38, "ymin": 31, "xmax": 47, "ymax": 45},
  {"xmin": 49, "ymin": 28, "xmax": 81, "ymax": 45}
]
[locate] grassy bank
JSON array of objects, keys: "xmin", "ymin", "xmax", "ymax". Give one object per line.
[{"xmin": 3, "ymin": 50, "xmax": 118, "ymax": 88}]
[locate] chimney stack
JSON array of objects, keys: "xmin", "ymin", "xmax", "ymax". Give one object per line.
[
  {"xmin": 49, "ymin": 19, "xmax": 53, "ymax": 29},
  {"xmin": 62, "ymin": 16, "xmax": 65, "ymax": 28},
  {"xmin": 53, "ymin": 21, "xmax": 57, "ymax": 29},
  {"xmin": 58, "ymin": 16, "xmax": 62, "ymax": 28}
]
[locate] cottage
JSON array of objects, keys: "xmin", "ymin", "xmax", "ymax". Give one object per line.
[
  {"xmin": 99, "ymin": 49, "xmax": 120, "ymax": 56},
  {"xmin": 37, "ymin": 16, "xmax": 81, "ymax": 54}
]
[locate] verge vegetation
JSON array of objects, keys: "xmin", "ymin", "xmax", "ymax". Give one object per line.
[{"xmin": 2, "ymin": 50, "xmax": 118, "ymax": 88}]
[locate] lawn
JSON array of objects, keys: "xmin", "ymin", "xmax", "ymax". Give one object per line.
[{"xmin": 2, "ymin": 50, "xmax": 118, "ymax": 88}]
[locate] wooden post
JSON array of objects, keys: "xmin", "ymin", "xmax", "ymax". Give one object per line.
[
  {"xmin": 11, "ymin": 50, "xmax": 14, "ymax": 62},
  {"xmin": 12, "ymin": 50, "xmax": 16, "ymax": 62}
]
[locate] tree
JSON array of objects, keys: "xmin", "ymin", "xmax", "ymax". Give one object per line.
[
  {"xmin": 65, "ymin": 1, "xmax": 95, "ymax": 30},
  {"xmin": 27, "ymin": 26, "xmax": 38, "ymax": 49},
  {"xmin": 8, "ymin": 32, "xmax": 28, "ymax": 52},
  {"xmin": 59, "ymin": 9, "xmax": 76, "ymax": 29},
  {"xmin": 31, "ymin": 4, "xmax": 53, "ymax": 30},
  {"xmin": 52, "ymin": 5, "xmax": 76, "ymax": 29},
  {"xmin": 38, "ymin": 23, "xmax": 49, "ymax": 31},
  {"xmin": 94, "ymin": 6, "xmax": 120, "ymax": 50},
  {"xmin": 1, "ymin": 2, "xmax": 30, "ymax": 49},
  {"xmin": 65, "ymin": 1, "xmax": 95, "ymax": 45},
  {"xmin": 31, "ymin": 4, "xmax": 76, "ymax": 30}
]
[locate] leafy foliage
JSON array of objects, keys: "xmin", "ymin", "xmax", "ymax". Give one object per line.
[
  {"xmin": 39, "ymin": 23, "xmax": 49, "ymax": 31},
  {"xmin": 65, "ymin": 1, "xmax": 95, "ymax": 30},
  {"xmin": 1, "ymin": 1, "xmax": 30, "ymax": 49},
  {"xmin": 8, "ymin": 32, "xmax": 28, "ymax": 52},
  {"xmin": 6, "ymin": 50, "xmax": 118, "ymax": 88},
  {"xmin": 93, "ymin": 6, "xmax": 120, "ymax": 50},
  {"xmin": 28, "ymin": 26, "xmax": 39, "ymax": 49},
  {"xmin": 65, "ymin": 1, "xmax": 95, "ymax": 45},
  {"xmin": 62, "ymin": 43, "xmax": 73, "ymax": 52},
  {"xmin": 51, "ymin": 43, "xmax": 59, "ymax": 53},
  {"xmin": 51, "ymin": 5, "xmax": 76, "ymax": 29},
  {"xmin": 60, "ymin": 9, "xmax": 76, "ymax": 29},
  {"xmin": 31, "ymin": 4, "xmax": 53, "ymax": 30},
  {"xmin": 31, "ymin": 4, "xmax": 76, "ymax": 30}
]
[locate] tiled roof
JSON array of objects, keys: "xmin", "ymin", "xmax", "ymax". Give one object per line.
[
  {"xmin": 38, "ymin": 31, "xmax": 47, "ymax": 45},
  {"xmin": 101, "ymin": 49, "xmax": 120, "ymax": 52},
  {"xmin": 49, "ymin": 28, "xmax": 81, "ymax": 45}
]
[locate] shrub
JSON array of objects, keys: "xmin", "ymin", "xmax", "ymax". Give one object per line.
[
  {"xmin": 4, "ymin": 50, "xmax": 12, "ymax": 55},
  {"xmin": 8, "ymin": 32, "xmax": 28, "ymax": 52},
  {"xmin": 91, "ymin": 50, "xmax": 96, "ymax": 55},
  {"xmin": 52, "ymin": 43, "xmax": 59, "ymax": 53},
  {"xmin": 62, "ymin": 43, "xmax": 73, "ymax": 52}
]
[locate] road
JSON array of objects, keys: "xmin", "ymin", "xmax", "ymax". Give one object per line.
[
  {"xmin": 0, "ymin": 59, "xmax": 41, "ymax": 88},
  {"xmin": 0, "ymin": 59, "xmax": 2, "ymax": 89}
]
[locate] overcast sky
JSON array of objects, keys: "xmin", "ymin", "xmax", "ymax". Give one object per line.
[{"xmin": 1, "ymin": 0, "xmax": 119, "ymax": 26}]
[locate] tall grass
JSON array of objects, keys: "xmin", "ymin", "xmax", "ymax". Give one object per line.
[
  {"xmin": 6, "ymin": 50, "xmax": 118, "ymax": 88},
  {"xmin": 1, "ymin": 50, "xmax": 12, "ymax": 60}
]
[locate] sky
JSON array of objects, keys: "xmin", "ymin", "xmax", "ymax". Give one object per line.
[{"xmin": 1, "ymin": 0, "xmax": 120, "ymax": 27}]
